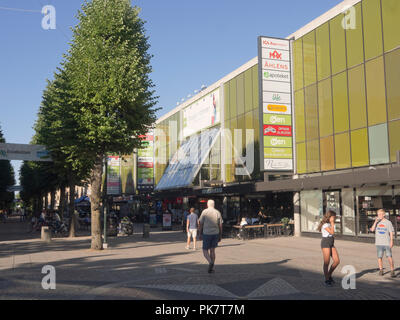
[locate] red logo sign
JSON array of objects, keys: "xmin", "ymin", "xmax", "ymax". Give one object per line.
[
  {"xmin": 264, "ymin": 60, "xmax": 289, "ymax": 70},
  {"xmin": 138, "ymin": 162, "xmax": 153, "ymax": 168},
  {"xmin": 262, "ymin": 40, "xmax": 287, "ymax": 48},
  {"xmin": 263, "ymin": 125, "xmax": 292, "ymax": 136},
  {"xmin": 269, "ymin": 50, "xmax": 282, "ymax": 60}
]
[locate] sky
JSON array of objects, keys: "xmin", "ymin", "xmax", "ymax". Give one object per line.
[{"xmin": 0, "ymin": 0, "xmax": 342, "ymax": 183}]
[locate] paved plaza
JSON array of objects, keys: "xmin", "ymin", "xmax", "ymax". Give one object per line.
[{"xmin": 0, "ymin": 217, "xmax": 399, "ymax": 300}]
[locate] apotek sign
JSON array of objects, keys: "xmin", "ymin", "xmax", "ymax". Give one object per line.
[{"xmin": 258, "ymin": 36, "xmax": 293, "ymax": 172}]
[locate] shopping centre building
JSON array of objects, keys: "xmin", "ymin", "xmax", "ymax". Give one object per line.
[{"xmin": 151, "ymin": 0, "xmax": 400, "ymax": 242}]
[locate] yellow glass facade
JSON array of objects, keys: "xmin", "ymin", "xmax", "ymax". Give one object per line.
[{"xmin": 293, "ymin": 0, "xmax": 397, "ymax": 174}]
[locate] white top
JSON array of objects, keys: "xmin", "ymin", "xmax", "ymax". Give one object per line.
[{"xmin": 321, "ymin": 223, "xmax": 333, "ymax": 238}]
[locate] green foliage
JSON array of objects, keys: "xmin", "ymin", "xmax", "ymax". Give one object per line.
[{"xmin": 0, "ymin": 126, "xmax": 15, "ymax": 210}]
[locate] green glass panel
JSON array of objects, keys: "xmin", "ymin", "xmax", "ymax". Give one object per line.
[
  {"xmin": 330, "ymin": 14, "xmax": 347, "ymax": 75},
  {"xmin": 237, "ymin": 115, "xmax": 245, "ymax": 152},
  {"xmin": 382, "ymin": 0, "xmax": 400, "ymax": 53},
  {"xmin": 229, "ymin": 79, "xmax": 237, "ymax": 119},
  {"xmin": 237, "ymin": 73, "xmax": 245, "ymax": 116},
  {"xmin": 316, "ymin": 22, "xmax": 331, "ymax": 81},
  {"xmin": 318, "ymin": 78, "xmax": 333, "ymax": 137},
  {"xmin": 295, "ymin": 90, "xmax": 305, "ymax": 142},
  {"xmin": 335, "ymin": 132, "xmax": 351, "ymax": 169},
  {"xmin": 306, "ymin": 139, "xmax": 320, "ymax": 173},
  {"xmin": 369, "ymin": 123, "xmax": 389, "ymax": 165},
  {"xmin": 389, "ymin": 120, "xmax": 400, "ymax": 162},
  {"xmin": 244, "ymin": 68, "xmax": 253, "ymax": 113},
  {"xmin": 346, "ymin": 3, "xmax": 364, "ymax": 68},
  {"xmin": 320, "ymin": 136, "xmax": 334, "ymax": 171},
  {"xmin": 362, "ymin": 0, "xmax": 383, "ymax": 60},
  {"xmin": 224, "ymin": 82, "xmax": 230, "ymax": 120},
  {"xmin": 303, "ymin": 31, "xmax": 317, "ymax": 86},
  {"xmin": 252, "ymin": 65, "xmax": 259, "ymax": 110},
  {"xmin": 351, "ymin": 128, "xmax": 369, "ymax": 167},
  {"xmin": 332, "ymin": 72, "xmax": 349, "ymax": 133},
  {"xmin": 365, "ymin": 56, "xmax": 387, "ymax": 126},
  {"xmin": 348, "ymin": 64, "xmax": 367, "ymax": 130},
  {"xmin": 245, "ymin": 111, "xmax": 254, "ymax": 130},
  {"xmin": 296, "ymin": 142, "xmax": 307, "ymax": 174},
  {"xmin": 253, "ymin": 109, "xmax": 260, "ymax": 145},
  {"xmin": 305, "ymin": 84, "xmax": 319, "ymax": 140},
  {"xmin": 293, "ymin": 39, "xmax": 304, "ymax": 90},
  {"xmin": 230, "ymin": 117, "xmax": 237, "ymax": 130},
  {"xmin": 385, "ymin": 48, "xmax": 400, "ymax": 120}
]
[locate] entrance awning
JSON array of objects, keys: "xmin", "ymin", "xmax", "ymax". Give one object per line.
[{"xmin": 155, "ymin": 127, "xmax": 220, "ymax": 191}]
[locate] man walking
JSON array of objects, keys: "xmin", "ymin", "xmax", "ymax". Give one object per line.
[
  {"xmin": 198, "ymin": 200, "xmax": 223, "ymax": 273},
  {"xmin": 370, "ymin": 209, "xmax": 396, "ymax": 278},
  {"xmin": 186, "ymin": 208, "xmax": 199, "ymax": 250}
]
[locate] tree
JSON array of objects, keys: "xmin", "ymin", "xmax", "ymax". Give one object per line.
[
  {"xmin": 0, "ymin": 126, "xmax": 15, "ymax": 211},
  {"xmin": 65, "ymin": 0, "xmax": 157, "ymax": 249}
]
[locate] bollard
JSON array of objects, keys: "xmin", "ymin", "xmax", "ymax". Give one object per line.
[
  {"xmin": 143, "ymin": 223, "xmax": 150, "ymax": 238},
  {"xmin": 41, "ymin": 226, "xmax": 52, "ymax": 243}
]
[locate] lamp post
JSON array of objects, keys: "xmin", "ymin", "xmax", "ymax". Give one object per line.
[{"xmin": 103, "ymin": 156, "xmax": 108, "ymax": 249}]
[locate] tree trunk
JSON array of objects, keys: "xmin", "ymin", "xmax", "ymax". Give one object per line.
[
  {"xmin": 90, "ymin": 154, "xmax": 104, "ymax": 250},
  {"xmin": 68, "ymin": 180, "xmax": 76, "ymax": 237},
  {"xmin": 50, "ymin": 190, "xmax": 56, "ymax": 210},
  {"xmin": 59, "ymin": 184, "xmax": 66, "ymax": 219}
]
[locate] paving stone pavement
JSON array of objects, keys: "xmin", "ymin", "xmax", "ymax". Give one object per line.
[{"xmin": 0, "ymin": 217, "xmax": 399, "ymax": 300}]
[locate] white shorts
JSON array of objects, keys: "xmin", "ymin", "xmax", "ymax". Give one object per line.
[{"xmin": 187, "ymin": 229, "xmax": 197, "ymax": 238}]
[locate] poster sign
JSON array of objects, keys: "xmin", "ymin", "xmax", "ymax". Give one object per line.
[
  {"xmin": 258, "ymin": 36, "xmax": 293, "ymax": 172},
  {"xmin": 182, "ymin": 88, "xmax": 220, "ymax": 138},
  {"xmin": 137, "ymin": 131, "xmax": 154, "ymax": 191},
  {"xmin": 107, "ymin": 155, "xmax": 121, "ymax": 195},
  {"xmin": 162, "ymin": 213, "xmax": 172, "ymax": 229},
  {"xmin": 0, "ymin": 143, "xmax": 52, "ymax": 162}
]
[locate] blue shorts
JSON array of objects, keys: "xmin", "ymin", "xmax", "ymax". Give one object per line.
[
  {"xmin": 202, "ymin": 234, "xmax": 219, "ymax": 250},
  {"xmin": 377, "ymin": 246, "xmax": 392, "ymax": 258}
]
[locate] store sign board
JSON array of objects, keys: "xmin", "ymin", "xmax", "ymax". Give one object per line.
[
  {"xmin": 137, "ymin": 130, "xmax": 154, "ymax": 190},
  {"xmin": 258, "ymin": 36, "xmax": 294, "ymax": 172},
  {"xmin": 107, "ymin": 155, "xmax": 121, "ymax": 195},
  {"xmin": 182, "ymin": 88, "xmax": 220, "ymax": 138},
  {"xmin": 0, "ymin": 143, "xmax": 52, "ymax": 162}
]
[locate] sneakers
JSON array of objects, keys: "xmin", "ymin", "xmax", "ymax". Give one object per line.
[
  {"xmin": 324, "ymin": 279, "xmax": 333, "ymax": 287},
  {"xmin": 329, "ymin": 277, "xmax": 335, "ymax": 284},
  {"xmin": 390, "ymin": 270, "xmax": 396, "ymax": 278},
  {"xmin": 208, "ymin": 263, "xmax": 215, "ymax": 273},
  {"xmin": 185, "ymin": 246, "xmax": 190, "ymax": 250},
  {"xmin": 379, "ymin": 269, "xmax": 384, "ymax": 276},
  {"xmin": 192, "ymin": 247, "xmax": 196, "ymax": 251}
]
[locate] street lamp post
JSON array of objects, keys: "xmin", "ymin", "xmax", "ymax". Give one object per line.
[{"xmin": 103, "ymin": 156, "xmax": 108, "ymax": 249}]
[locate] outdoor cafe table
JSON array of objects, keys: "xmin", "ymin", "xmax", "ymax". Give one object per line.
[{"xmin": 232, "ymin": 223, "xmax": 286, "ymax": 239}]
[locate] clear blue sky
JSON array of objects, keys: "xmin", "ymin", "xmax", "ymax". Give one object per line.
[{"xmin": 0, "ymin": 0, "xmax": 342, "ymax": 182}]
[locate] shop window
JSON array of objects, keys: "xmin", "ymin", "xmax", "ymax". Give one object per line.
[
  {"xmin": 335, "ymin": 132, "xmax": 351, "ymax": 169},
  {"xmin": 300, "ymin": 190, "xmax": 323, "ymax": 233},
  {"xmin": 332, "ymin": 72, "xmax": 349, "ymax": 134},
  {"xmin": 252, "ymin": 65, "xmax": 259, "ymax": 110},
  {"xmin": 382, "ymin": 0, "xmax": 400, "ymax": 53},
  {"xmin": 385, "ymin": 48, "xmax": 400, "ymax": 121},
  {"xmin": 305, "ymin": 84, "xmax": 319, "ymax": 141},
  {"xmin": 316, "ymin": 22, "xmax": 331, "ymax": 81},
  {"xmin": 306, "ymin": 139, "xmax": 320, "ymax": 173},
  {"xmin": 296, "ymin": 142, "xmax": 307, "ymax": 174},
  {"xmin": 348, "ymin": 64, "xmax": 367, "ymax": 130},
  {"xmin": 320, "ymin": 136, "xmax": 334, "ymax": 171},
  {"xmin": 293, "ymin": 39, "xmax": 304, "ymax": 90},
  {"xmin": 237, "ymin": 73, "xmax": 245, "ymax": 116},
  {"xmin": 295, "ymin": 90, "xmax": 305, "ymax": 142},
  {"xmin": 244, "ymin": 68, "xmax": 253, "ymax": 113},
  {"xmin": 351, "ymin": 128, "xmax": 369, "ymax": 167},
  {"xmin": 389, "ymin": 120, "xmax": 400, "ymax": 162},
  {"xmin": 393, "ymin": 186, "xmax": 400, "ymax": 238},
  {"xmin": 346, "ymin": 3, "xmax": 364, "ymax": 68},
  {"xmin": 303, "ymin": 31, "xmax": 317, "ymax": 87},
  {"xmin": 330, "ymin": 13, "xmax": 347, "ymax": 75},
  {"xmin": 366, "ymin": 56, "xmax": 387, "ymax": 126},
  {"xmin": 342, "ymin": 188, "xmax": 356, "ymax": 236},
  {"xmin": 368, "ymin": 123, "xmax": 390, "ymax": 165},
  {"xmin": 318, "ymin": 78, "xmax": 333, "ymax": 137},
  {"xmin": 362, "ymin": 0, "xmax": 384, "ymax": 61}
]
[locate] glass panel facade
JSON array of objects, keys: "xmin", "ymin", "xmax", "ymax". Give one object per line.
[
  {"xmin": 362, "ymin": 0, "xmax": 383, "ymax": 61},
  {"xmin": 365, "ymin": 56, "xmax": 387, "ymax": 126},
  {"xmin": 293, "ymin": 39, "xmax": 304, "ymax": 91},
  {"xmin": 306, "ymin": 139, "xmax": 320, "ymax": 173},
  {"xmin": 295, "ymin": 90, "xmax": 305, "ymax": 142},
  {"xmin": 389, "ymin": 120, "xmax": 400, "ymax": 162},
  {"xmin": 369, "ymin": 123, "xmax": 389, "ymax": 165},
  {"xmin": 342, "ymin": 188, "xmax": 356, "ymax": 235},
  {"xmin": 296, "ymin": 142, "xmax": 307, "ymax": 174},
  {"xmin": 244, "ymin": 68, "xmax": 253, "ymax": 113},
  {"xmin": 335, "ymin": 132, "xmax": 351, "ymax": 169},
  {"xmin": 300, "ymin": 190, "xmax": 323, "ymax": 233},
  {"xmin": 332, "ymin": 72, "xmax": 349, "ymax": 134},
  {"xmin": 346, "ymin": 3, "xmax": 364, "ymax": 68},
  {"xmin": 305, "ymin": 84, "xmax": 319, "ymax": 140},
  {"xmin": 381, "ymin": 0, "xmax": 400, "ymax": 53},
  {"xmin": 316, "ymin": 22, "xmax": 331, "ymax": 81},
  {"xmin": 237, "ymin": 73, "xmax": 245, "ymax": 116},
  {"xmin": 320, "ymin": 136, "xmax": 334, "ymax": 171},
  {"xmin": 385, "ymin": 48, "xmax": 400, "ymax": 121},
  {"xmin": 303, "ymin": 31, "xmax": 317, "ymax": 86},
  {"xmin": 351, "ymin": 128, "xmax": 369, "ymax": 167},
  {"xmin": 348, "ymin": 64, "xmax": 367, "ymax": 130},
  {"xmin": 330, "ymin": 13, "xmax": 347, "ymax": 75},
  {"xmin": 318, "ymin": 78, "xmax": 333, "ymax": 137}
]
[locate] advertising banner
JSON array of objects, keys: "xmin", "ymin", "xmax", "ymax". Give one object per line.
[
  {"xmin": 182, "ymin": 88, "xmax": 220, "ymax": 138},
  {"xmin": 0, "ymin": 143, "xmax": 52, "ymax": 162},
  {"xmin": 258, "ymin": 36, "xmax": 293, "ymax": 172},
  {"xmin": 107, "ymin": 155, "xmax": 121, "ymax": 195},
  {"xmin": 137, "ymin": 131, "xmax": 154, "ymax": 191},
  {"xmin": 162, "ymin": 213, "xmax": 172, "ymax": 229}
]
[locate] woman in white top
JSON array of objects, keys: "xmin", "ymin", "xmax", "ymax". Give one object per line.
[{"xmin": 317, "ymin": 210, "xmax": 340, "ymax": 287}]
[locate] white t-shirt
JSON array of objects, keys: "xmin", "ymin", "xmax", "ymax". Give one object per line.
[{"xmin": 321, "ymin": 223, "xmax": 333, "ymax": 238}]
